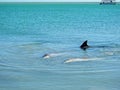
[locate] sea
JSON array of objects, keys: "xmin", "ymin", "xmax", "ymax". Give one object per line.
[{"xmin": 0, "ymin": 2, "xmax": 120, "ymax": 90}]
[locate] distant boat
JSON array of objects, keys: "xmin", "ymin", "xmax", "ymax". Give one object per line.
[{"xmin": 100, "ymin": 0, "xmax": 116, "ymax": 5}]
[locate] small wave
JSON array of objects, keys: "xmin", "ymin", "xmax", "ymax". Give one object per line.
[{"xmin": 0, "ymin": 63, "xmax": 16, "ymax": 68}]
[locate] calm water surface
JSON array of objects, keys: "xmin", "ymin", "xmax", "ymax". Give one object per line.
[{"xmin": 0, "ymin": 3, "xmax": 120, "ymax": 90}]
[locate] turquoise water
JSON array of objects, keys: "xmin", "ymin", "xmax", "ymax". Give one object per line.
[{"xmin": 0, "ymin": 3, "xmax": 120, "ymax": 90}]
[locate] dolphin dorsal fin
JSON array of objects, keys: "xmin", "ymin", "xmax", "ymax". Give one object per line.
[{"xmin": 80, "ymin": 40, "xmax": 89, "ymax": 50}]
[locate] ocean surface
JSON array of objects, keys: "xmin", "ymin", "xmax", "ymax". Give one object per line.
[{"xmin": 0, "ymin": 3, "xmax": 120, "ymax": 90}]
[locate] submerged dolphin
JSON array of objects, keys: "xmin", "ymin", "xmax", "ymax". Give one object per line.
[
  {"xmin": 80, "ymin": 40, "xmax": 114, "ymax": 50},
  {"xmin": 80, "ymin": 40, "xmax": 89, "ymax": 50},
  {"xmin": 42, "ymin": 53, "xmax": 65, "ymax": 59},
  {"xmin": 64, "ymin": 57, "xmax": 103, "ymax": 63}
]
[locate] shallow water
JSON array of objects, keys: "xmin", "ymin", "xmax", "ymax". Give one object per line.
[{"xmin": 0, "ymin": 3, "xmax": 120, "ymax": 90}]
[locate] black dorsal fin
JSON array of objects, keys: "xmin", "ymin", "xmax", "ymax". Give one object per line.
[{"xmin": 80, "ymin": 40, "xmax": 89, "ymax": 50}]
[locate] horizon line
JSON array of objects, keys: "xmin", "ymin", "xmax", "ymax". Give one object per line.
[{"xmin": 0, "ymin": 1, "xmax": 120, "ymax": 4}]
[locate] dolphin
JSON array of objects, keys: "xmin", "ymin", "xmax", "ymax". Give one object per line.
[
  {"xmin": 80, "ymin": 40, "xmax": 115, "ymax": 50},
  {"xmin": 42, "ymin": 53, "xmax": 65, "ymax": 59},
  {"xmin": 80, "ymin": 40, "xmax": 89, "ymax": 50},
  {"xmin": 64, "ymin": 57, "xmax": 103, "ymax": 63},
  {"xmin": 42, "ymin": 54, "xmax": 51, "ymax": 59}
]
